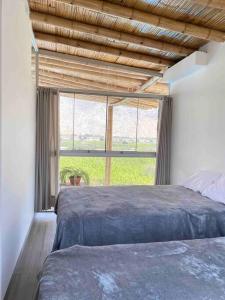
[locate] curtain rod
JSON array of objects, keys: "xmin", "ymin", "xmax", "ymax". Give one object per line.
[{"xmin": 57, "ymin": 88, "xmax": 165, "ymax": 100}]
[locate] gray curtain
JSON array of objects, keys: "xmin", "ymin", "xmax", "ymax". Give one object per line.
[
  {"xmin": 35, "ymin": 87, "xmax": 59, "ymax": 211},
  {"xmin": 155, "ymin": 96, "xmax": 173, "ymax": 185}
]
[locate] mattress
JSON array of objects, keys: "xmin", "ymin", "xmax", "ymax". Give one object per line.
[
  {"xmin": 53, "ymin": 185, "xmax": 225, "ymax": 250},
  {"xmin": 38, "ymin": 237, "xmax": 225, "ymax": 300}
]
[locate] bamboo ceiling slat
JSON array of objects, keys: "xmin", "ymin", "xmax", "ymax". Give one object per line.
[
  {"xmin": 35, "ymin": 0, "xmax": 225, "ymax": 42},
  {"xmin": 40, "ymin": 78, "xmax": 102, "ymax": 90},
  {"xmin": 41, "ymin": 75, "xmax": 133, "ymax": 95},
  {"xmin": 31, "ymin": 11, "xmax": 194, "ymax": 58},
  {"xmin": 39, "ymin": 59, "xmax": 143, "ymax": 86},
  {"xmin": 190, "ymin": 0, "xmax": 225, "ymax": 10},
  {"xmin": 108, "ymin": 0, "xmax": 225, "ymax": 32},
  {"xmin": 39, "ymin": 70, "xmax": 133, "ymax": 92},
  {"xmin": 29, "ymin": 0, "xmax": 202, "ymax": 50},
  {"xmin": 39, "ymin": 64, "xmax": 142, "ymax": 89},
  {"xmin": 39, "ymin": 67, "xmax": 168, "ymax": 95},
  {"xmin": 39, "ymin": 62, "xmax": 168, "ymax": 92},
  {"xmin": 40, "ymin": 77, "xmax": 124, "ymax": 92},
  {"xmin": 32, "ymin": 22, "xmax": 180, "ymax": 60},
  {"xmin": 38, "ymin": 56, "xmax": 149, "ymax": 80},
  {"xmin": 40, "ymin": 38, "xmax": 161, "ymax": 70},
  {"xmin": 35, "ymin": 32, "xmax": 173, "ymax": 68},
  {"xmin": 39, "ymin": 50, "xmax": 161, "ymax": 77}
]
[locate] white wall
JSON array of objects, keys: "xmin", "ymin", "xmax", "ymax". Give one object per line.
[
  {"xmin": 0, "ymin": 1, "xmax": 36, "ymax": 298},
  {"xmin": 169, "ymin": 42, "xmax": 225, "ymax": 184}
]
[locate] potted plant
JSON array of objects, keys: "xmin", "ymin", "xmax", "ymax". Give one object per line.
[
  {"xmin": 60, "ymin": 167, "xmax": 90, "ymax": 186},
  {"xmin": 60, "ymin": 167, "xmax": 73, "ymax": 184}
]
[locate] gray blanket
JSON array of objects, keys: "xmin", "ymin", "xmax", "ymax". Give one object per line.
[
  {"xmin": 38, "ymin": 237, "xmax": 225, "ymax": 300},
  {"xmin": 53, "ymin": 185, "xmax": 225, "ymax": 250}
]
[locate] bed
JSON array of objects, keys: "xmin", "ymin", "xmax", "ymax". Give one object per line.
[
  {"xmin": 53, "ymin": 185, "xmax": 225, "ymax": 250},
  {"xmin": 38, "ymin": 237, "xmax": 225, "ymax": 300}
]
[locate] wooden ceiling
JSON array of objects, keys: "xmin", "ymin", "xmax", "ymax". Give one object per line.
[{"xmin": 29, "ymin": 0, "xmax": 225, "ymax": 107}]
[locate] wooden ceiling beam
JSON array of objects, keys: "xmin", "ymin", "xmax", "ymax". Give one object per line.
[
  {"xmin": 35, "ymin": 32, "xmax": 173, "ymax": 67},
  {"xmin": 39, "ymin": 70, "xmax": 130, "ymax": 92},
  {"xmin": 40, "ymin": 66, "xmax": 168, "ymax": 95},
  {"xmin": 38, "ymin": 58, "xmax": 146, "ymax": 85},
  {"xmin": 40, "ymin": 71, "xmax": 167, "ymax": 96},
  {"xmin": 50, "ymin": 0, "xmax": 225, "ymax": 42},
  {"xmin": 38, "ymin": 63, "xmax": 142, "ymax": 89},
  {"xmin": 60, "ymin": 88, "xmax": 158, "ymax": 108},
  {"xmin": 39, "ymin": 79, "xmax": 158, "ymax": 108},
  {"xmin": 138, "ymin": 77, "xmax": 161, "ymax": 93},
  {"xmin": 190, "ymin": 0, "xmax": 225, "ymax": 10},
  {"xmin": 112, "ymin": 74, "xmax": 165, "ymax": 106},
  {"xmin": 39, "ymin": 49, "xmax": 162, "ymax": 78},
  {"xmin": 31, "ymin": 11, "xmax": 193, "ymax": 57},
  {"xmin": 38, "ymin": 56, "xmax": 148, "ymax": 80},
  {"xmin": 39, "ymin": 78, "xmax": 101, "ymax": 90},
  {"xmin": 40, "ymin": 78, "xmax": 157, "ymax": 109},
  {"xmin": 145, "ymin": 81, "xmax": 168, "ymax": 94},
  {"xmin": 40, "ymin": 79, "xmax": 127, "ymax": 96}
]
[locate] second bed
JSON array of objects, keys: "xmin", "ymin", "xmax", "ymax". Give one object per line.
[{"xmin": 38, "ymin": 237, "xmax": 225, "ymax": 300}]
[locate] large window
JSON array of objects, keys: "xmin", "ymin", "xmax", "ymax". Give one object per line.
[{"xmin": 59, "ymin": 93, "xmax": 159, "ymax": 186}]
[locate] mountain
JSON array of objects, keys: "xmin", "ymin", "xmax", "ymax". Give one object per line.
[{"xmin": 60, "ymin": 96, "xmax": 158, "ymax": 139}]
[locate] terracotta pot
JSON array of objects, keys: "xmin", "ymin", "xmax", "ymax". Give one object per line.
[{"xmin": 69, "ymin": 176, "xmax": 82, "ymax": 186}]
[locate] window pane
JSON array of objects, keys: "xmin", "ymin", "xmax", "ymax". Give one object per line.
[
  {"xmin": 73, "ymin": 97, "xmax": 106, "ymax": 150},
  {"xmin": 112, "ymin": 103, "xmax": 137, "ymax": 151},
  {"xmin": 110, "ymin": 157, "xmax": 156, "ymax": 185},
  {"xmin": 60, "ymin": 156, "xmax": 156, "ymax": 186},
  {"xmin": 60, "ymin": 94, "xmax": 107, "ymax": 151},
  {"xmin": 60, "ymin": 157, "xmax": 105, "ymax": 186},
  {"xmin": 60, "ymin": 96, "xmax": 74, "ymax": 150},
  {"xmin": 137, "ymin": 107, "xmax": 159, "ymax": 152}
]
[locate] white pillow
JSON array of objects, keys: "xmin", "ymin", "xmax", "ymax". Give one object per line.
[
  {"xmin": 202, "ymin": 175, "xmax": 225, "ymax": 204},
  {"xmin": 182, "ymin": 170, "xmax": 221, "ymax": 193}
]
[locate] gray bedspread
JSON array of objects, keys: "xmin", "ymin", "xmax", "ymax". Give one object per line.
[
  {"xmin": 53, "ymin": 185, "xmax": 225, "ymax": 250},
  {"xmin": 38, "ymin": 237, "xmax": 225, "ymax": 300}
]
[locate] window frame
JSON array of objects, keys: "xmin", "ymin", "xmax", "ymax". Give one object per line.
[
  {"xmin": 60, "ymin": 150, "xmax": 156, "ymax": 158},
  {"xmin": 59, "ymin": 91, "xmax": 159, "ymax": 185}
]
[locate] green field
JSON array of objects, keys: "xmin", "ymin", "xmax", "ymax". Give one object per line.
[
  {"xmin": 60, "ymin": 156, "xmax": 156, "ymax": 186},
  {"xmin": 60, "ymin": 139, "xmax": 157, "ymax": 152}
]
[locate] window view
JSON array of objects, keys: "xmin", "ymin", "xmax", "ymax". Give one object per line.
[
  {"xmin": 137, "ymin": 107, "xmax": 158, "ymax": 152},
  {"xmin": 60, "ymin": 156, "xmax": 105, "ymax": 186},
  {"xmin": 112, "ymin": 104, "xmax": 137, "ymax": 151},
  {"xmin": 112, "ymin": 100, "xmax": 158, "ymax": 152},
  {"xmin": 60, "ymin": 95, "xmax": 106, "ymax": 151},
  {"xmin": 59, "ymin": 94, "xmax": 159, "ymax": 186},
  {"xmin": 110, "ymin": 157, "xmax": 156, "ymax": 185}
]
